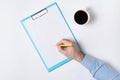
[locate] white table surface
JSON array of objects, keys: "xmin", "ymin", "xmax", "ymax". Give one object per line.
[{"xmin": 0, "ymin": 0, "xmax": 120, "ymax": 80}]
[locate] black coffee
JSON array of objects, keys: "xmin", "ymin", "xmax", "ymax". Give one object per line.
[{"xmin": 74, "ymin": 10, "xmax": 88, "ymax": 25}]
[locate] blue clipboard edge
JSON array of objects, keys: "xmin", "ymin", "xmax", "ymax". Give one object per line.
[{"xmin": 20, "ymin": 2, "xmax": 81, "ymax": 72}]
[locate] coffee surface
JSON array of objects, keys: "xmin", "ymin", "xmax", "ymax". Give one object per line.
[{"xmin": 74, "ymin": 10, "xmax": 88, "ymax": 25}]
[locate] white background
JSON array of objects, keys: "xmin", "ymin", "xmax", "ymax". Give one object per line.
[{"xmin": 0, "ymin": 0, "xmax": 120, "ymax": 80}]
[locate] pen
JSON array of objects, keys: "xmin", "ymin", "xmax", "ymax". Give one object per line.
[{"xmin": 57, "ymin": 44, "xmax": 72, "ymax": 47}]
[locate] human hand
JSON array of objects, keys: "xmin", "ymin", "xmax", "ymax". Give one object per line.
[{"xmin": 56, "ymin": 39, "xmax": 85, "ymax": 62}]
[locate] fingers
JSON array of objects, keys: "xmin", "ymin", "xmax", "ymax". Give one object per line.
[
  {"xmin": 61, "ymin": 39, "xmax": 72, "ymax": 44},
  {"xmin": 56, "ymin": 38, "xmax": 73, "ymax": 54},
  {"xmin": 57, "ymin": 44, "xmax": 65, "ymax": 54}
]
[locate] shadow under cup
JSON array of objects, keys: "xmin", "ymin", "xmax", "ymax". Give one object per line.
[{"xmin": 74, "ymin": 10, "xmax": 90, "ymax": 25}]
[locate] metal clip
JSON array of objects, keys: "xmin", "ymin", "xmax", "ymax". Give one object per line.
[{"xmin": 31, "ymin": 8, "xmax": 48, "ymax": 20}]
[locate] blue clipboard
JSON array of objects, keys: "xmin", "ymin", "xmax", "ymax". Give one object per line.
[{"xmin": 21, "ymin": 2, "xmax": 80, "ymax": 72}]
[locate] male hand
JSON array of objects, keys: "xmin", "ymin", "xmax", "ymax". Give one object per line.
[{"xmin": 56, "ymin": 39, "xmax": 85, "ymax": 62}]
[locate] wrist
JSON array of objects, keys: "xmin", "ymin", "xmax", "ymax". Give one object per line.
[{"xmin": 74, "ymin": 53, "xmax": 85, "ymax": 62}]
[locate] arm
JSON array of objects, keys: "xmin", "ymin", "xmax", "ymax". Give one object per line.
[
  {"xmin": 81, "ymin": 54, "xmax": 120, "ymax": 80},
  {"xmin": 56, "ymin": 39, "xmax": 120, "ymax": 80}
]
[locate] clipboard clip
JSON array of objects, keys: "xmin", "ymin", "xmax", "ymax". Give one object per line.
[{"xmin": 31, "ymin": 8, "xmax": 48, "ymax": 20}]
